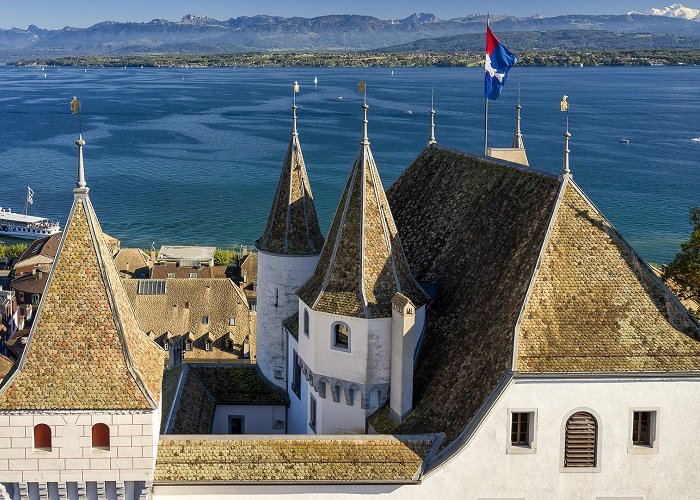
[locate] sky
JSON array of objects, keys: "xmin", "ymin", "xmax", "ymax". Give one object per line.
[{"xmin": 0, "ymin": 1, "xmax": 688, "ymax": 30}]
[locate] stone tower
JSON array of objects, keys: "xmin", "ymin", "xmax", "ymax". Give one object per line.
[
  {"xmin": 0, "ymin": 135, "xmax": 165, "ymax": 500},
  {"xmin": 255, "ymin": 97, "xmax": 325, "ymax": 388},
  {"xmin": 295, "ymin": 101, "xmax": 428, "ymax": 433}
]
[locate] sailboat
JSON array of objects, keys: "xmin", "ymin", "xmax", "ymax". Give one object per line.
[{"xmin": 313, "ymin": 76, "xmax": 318, "ymax": 86}]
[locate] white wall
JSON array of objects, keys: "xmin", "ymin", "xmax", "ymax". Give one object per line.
[
  {"xmin": 0, "ymin": 411, "xmax": 156, "ymax": 484},
  {"xmin": 211, "ymin": 405, "xmax": 286, "ymax": 435},
  {"xmin": 286, "ymin": 335, "xmax": 308, "ymax": 434},
  {"xmin": 256, "ymin": 252, "xmax": 318, "ymax": 389},
  {"xmin": 151, "ymin": 377, "xmax": 700, "ymax": 500}
]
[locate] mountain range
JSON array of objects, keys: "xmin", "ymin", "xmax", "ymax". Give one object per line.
[{"xmin": 2, "ymin": 7, "xmax": 700, "ymax": 59}]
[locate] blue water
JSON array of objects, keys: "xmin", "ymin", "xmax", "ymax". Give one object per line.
[{"xmin": 0, "ymin": 65, "xmax": 698, "ymax": 263}]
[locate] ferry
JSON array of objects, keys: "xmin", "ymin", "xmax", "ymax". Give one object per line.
[{"xmin": 0, "ymin": 208, "xmax": 60, "ymax": 240}]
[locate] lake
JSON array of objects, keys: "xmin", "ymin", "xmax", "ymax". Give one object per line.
[{"xmin": 0, "ymin": 65, "xmax": 698, "ymax": 263}]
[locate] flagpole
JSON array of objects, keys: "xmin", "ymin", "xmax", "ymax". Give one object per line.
[
  {"xmin": 24, "ymin": 186, "xmax": 29, "ymax": 215},
  {"xmin": 484, "ymin": 14, "xmax": 490, "ymax": 157}
]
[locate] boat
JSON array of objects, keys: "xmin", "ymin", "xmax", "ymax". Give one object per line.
[
  {"xmin": 405, "ymin": 110, "xmax": 413, "ymax": 115},
  {"xmin": 337, "ymin": 96, "xmax": 343, "ymax": 100},
  {"xmin": 692, "ymin": 137, "xmax": 700, "ymax": 143},
  {"xmin": 0, "ymin": 209, "xmax": 60, "ymax": 240},
  {"xmin": 313, "ymin": 76, "xmax": 318, "ymax": 86},
  {"xmin": 618, "ymin": 138, "xmax": 630, "ymax": 144}
]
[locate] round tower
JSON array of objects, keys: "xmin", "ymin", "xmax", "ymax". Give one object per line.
[{"xmin": 255, "ymin": 90, "xmax": 325, "ymax": 388}]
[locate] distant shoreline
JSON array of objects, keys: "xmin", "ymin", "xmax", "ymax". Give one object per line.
[{"xmin": 8, "ymin": 49, "xmax": 700, "ymax": 69}]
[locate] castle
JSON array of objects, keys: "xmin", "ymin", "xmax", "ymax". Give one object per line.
[{"xmin": 1, "ymin": 91, "xmax": 699, "ymax": 500}]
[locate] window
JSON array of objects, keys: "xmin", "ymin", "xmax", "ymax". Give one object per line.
[
  {"xmin": 274, "ymin": 289, "xmax": 279, "ymax": 307},
  {"xmin": 309, "ymin": 395, "xmax": 317, "ymax": 432},
  {"xmin": 185, "ymin": 340, "xmax": 192, "ymax": 351},
  {"xmin": 292, "ymin": 351, "xmax": 301, "ymax": 399},
  {"xmin": 229, "ymin": 317, "xmax": 236, "ymax": 326},
  {"xmin": 630, "ymin": 410, "xmax": 658, "ymax": 452},
  {"xmin": 31, "ymin": 294, "xmax": 40, "ymax": 305},
  {"xmin": 33, "ymin": 424, "xmax": 52, "ymax": 451},
  {"xmin": 202, "ymin": 316, "xmax": 209, "ymax": 325},
  {"xmin": 511, "ymin": 412, "xmax": 531, "ymax": 446},
  {"xmin": 189, "ymin": 272, "xmax": 197, "ymax": 278},
  {"xmin": 163, "ymin": 339, "xmax": 170, "ymax": 350},
  {"xmin": 332, "ymin": 322, "xmax": 350, "ymax": 351},
  {"xmin": 167, "ymin": 273, "xmax": 175, "ymax": 278},
  {"xmin": 564, "ymin": 412, "xmax": 598, "ymax": 468},
  {"xmin": 205, "ymin": 340, "xmax": 212, "ymax": 351},
  {"xmin": 228, "ymin": 416, "xmax": 244, "ymax": 434},
  {"xmin": 137, "ymin": 279, "xmax": 166, "ymax": 295},
  {"xmin": 303, "ymin": 309, "xmax": 309, "ymax": 337},
  {"xmin": 18, "ymin": 292, "xmax": 24, "ymax": 302},
  {"xmin": 91, "ymin": 423, "xmax": 110, "ymax": 450}
]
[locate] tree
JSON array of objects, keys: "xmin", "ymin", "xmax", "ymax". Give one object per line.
[
  {"xmin": 214, "ymin": 248, "xmax": 237, "ymax": 267},
  {"xmin": 663, "ymin": 207, "xmax": 700, "ymax": 315},
  {"xmin": 0, "ymin": 243, "xmax": 29, "ymax": 262}
]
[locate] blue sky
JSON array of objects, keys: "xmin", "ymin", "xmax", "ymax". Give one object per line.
[{"xmin": 0, "ymin": 1, "xmax": 686, "ymax": 29}]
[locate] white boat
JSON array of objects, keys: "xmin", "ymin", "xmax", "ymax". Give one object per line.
[
  {"xmin": 313, "ymin": 76, "xmax": 318, "ymax": 85},
  {"xmin": 692, "ymin": 137, "xmax": 700, "ymax": 143},
  {"xmin": 0, "ymin": 208, "xmax": 60, "ymax": 240},
  {"xmin": 618, "ymin": 138, "xmax": 630, "ymax": 144}
]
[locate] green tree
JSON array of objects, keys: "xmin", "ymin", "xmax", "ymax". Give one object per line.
[
  {"xmin": 0, "ymin": 243, "xmax": 29, "ymax": 262},
  {"xmin": 214, "ymin": 248, "xmax": 238, "ymax": 266},
  {"xmin": 663, "ymin": 207, "xmax": 700, "ymax": 315}
]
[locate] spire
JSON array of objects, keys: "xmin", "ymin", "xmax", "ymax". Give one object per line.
[
  {"xmin": 74, "ymin": 134, "xmax": 88, "ymax": 196},
  {"xmin": 428, "ymin": 90, "xmax": 436, "ymax": 146},
  {"xmin": 297, "ymin": 99, "xmax": 428, "ymax": 319},
  {"xmin": 256, "ymin": 91, "xmax": 325, "ymax": 255},
  {"xmin": 512, "ymin": 89, "xmax": 525, "ymax": 149},
  {"xmin": 0, "ymin": 137, "xmax": 165, "ymax": 410}
]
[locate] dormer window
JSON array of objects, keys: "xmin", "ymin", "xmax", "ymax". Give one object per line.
[
  {"xmin": 332, "ymin": 322, "xmax": 350, "ymax": 352},
  {"xmin": 205, "ymin": 340, "xmax": 212, "ymax": 351},
  {"xmin": 163, "ymin": 339, "xmax": 170, "ymax": 350},
  {"xmin": 33, "ymin": 424, "xmax": 52, "ymax": 451},
  {"xmin": 202, "ymin": 316, "xmax": 209, "ymax": 325},
  {"xmin": 186, "ymin": 340, "xmax": 193, "ymax": 351}
]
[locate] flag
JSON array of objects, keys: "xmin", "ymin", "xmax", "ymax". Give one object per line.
[
  {"xmin": 71, "ymin": 96, "xmax": 80, "ymax": 114},
  {"xmin": 358, "ymin": 80, "xmax": 366, "ymax": 93},
  {"xmin": 294, "ymin": 81, "xmax": 300, "ymax": 93},
  {"xmin": 484, "ymin": 26, "xmax": 517, "ymax": 100},
  {"xmin": 560, "ymin": 95, "xmax": 569, "ymax": 112},
  {"xmin": 27, "ymin": 186, "xmax": 34, "ymax": 205}
]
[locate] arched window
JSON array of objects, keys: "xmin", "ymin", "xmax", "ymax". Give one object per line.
[
  {"xmin": 92, "ymin": 423, "xmax": 110, "ymax": 450},
  {"xmin": 303, "ymin": 309, "xmax": 309, "ymax": 337},
  {"xmin": 332, "ymin": 322, "xmax": 350, "ymax": 352},
  {"xmin": 564, "ymin": 412, "xmax": 598, "ymax": 468},
  {"xmin": 33, "ymin": 424, "xmax": 51, "ymax": 451}
]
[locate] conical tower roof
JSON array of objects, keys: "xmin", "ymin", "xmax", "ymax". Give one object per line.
[
  {"xmin": 298, "ymin": 103, "xmax": 427, "ymax": 319},
  {"xmin": 0, "ymin": 136, "xmax": 165, "ymax": 410},
  {"xmin": 256, "ymin": 102, "xmax": 324, "ymax": 255}
]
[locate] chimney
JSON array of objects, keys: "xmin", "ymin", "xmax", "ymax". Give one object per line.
[{"xmin": 390, "ymin": 293, "xmax": 418, "ymax": 423}]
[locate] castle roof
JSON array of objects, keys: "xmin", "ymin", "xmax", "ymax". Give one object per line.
[
  {"xmin": 371, "ymin": 145, "xmax": 700, "ymax": 446},
  {"xmin": 256, "ymin": 105, "xmax": 324, "ymax": 255},
  {"xmin": 297, "ymin": 104, "xmax": 427, "ymax": 318},
  {"xmin": 154, "ymin": 434, "xmax": 440, "ymax": 484},
  {"xmin": 0, "ymin": 139, "xmax": 165, "ymax": 411}
]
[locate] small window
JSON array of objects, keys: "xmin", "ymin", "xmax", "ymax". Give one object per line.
[
  {"xmin": 229, "ymin": 317, "xmax": 236, "ymax": 326},
  {"xmin": 242, "ymin": 273, "xmax": 247, "ymax": 283},
  {"xmin": 292, "ymin": 351, "xmax": 301, "ymax": 399},
  {"xmin": 303, "ymin": 309, "xmax": 309, "ymax": 337},
  {"xmin": 167, "ymin": 273, "xmax": 175, "ymax": 278},
  {"xmin": 33, "ymin": 424, "xmax": 52, "ymax": 451},
  {"xmin": 309, "ymin": 395, "xmax": 317, "ymax": 432},
  {"xmin": 31, "ymin": 294, "xmax": 40, "ymax": 305},
  {"xmin": 163, "ymin": 339, "xmax": 170, "ymax": 350},
  {"xmin": 631, "ymin": 410, "xmax": 658, "ymax": 450},
  {"xmin": 332, "ymin": 322, "xmax": 350, "ymax": 351},
  {"xmin": 185, "ymin": 340, "xmax": 192, "ymax": 351},
  {"xmin": 274, "ymin": 289, "xmax": 279, "ymax": 307},
  {"xmin": 184, "ymin": 301, "xmax": 190, "ymax": 309},
  {"xmin": 510, "ymin": 412, "xmax": 535, "ymax": 449},
  {"xmin": 205, "ymin": 340, "xmax": 212, "ymax": 351},
  {"xmin": 189, "ymin": 272, "xmax": 197, "ymax": 278},
  {"xmin": 564, "ymin": 411, "xmax": 597, "ymax": 468},
  {"xmin": 202, "ymin": 316, "xmax": 209, "ymax": 325},
  {"xmin": 18, "ymin": 292, "xmax": 25, "ymax": 302},
  {"xmin": 92, "ymin": 423, "xmax": 110, "ymax": 450}
]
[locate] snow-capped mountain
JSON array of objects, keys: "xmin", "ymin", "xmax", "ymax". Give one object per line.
[{"xmin": 648, "ymin": 3, "xmax": 700, "ymax": 20}]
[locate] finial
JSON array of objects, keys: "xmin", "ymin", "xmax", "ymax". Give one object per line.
[
  {"xmin": 292, "ymin": 81, "xmax": 299, "ymax": 137},
  {"xmin": 428, "ymin": 88, "xmax": 436, "ymax": 146},
  {"xmin": 74, "ymin": 134, "xmax": 89, "ymax": 195},
  {"xmin": 513, "ymin": 85, "xmax": 524, "ymax": 149},
  {"xmin": 362, "ymin": 102, "xmax": 369, "ymax": 146},
  {"xmin": 562, "ymin": 128, "xmax": 571, "ymax": 179}
]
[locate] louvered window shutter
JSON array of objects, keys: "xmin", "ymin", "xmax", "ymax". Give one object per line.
[{"xmin": 564, "ymin": 412, "xmax": 597, "ymax": 467}]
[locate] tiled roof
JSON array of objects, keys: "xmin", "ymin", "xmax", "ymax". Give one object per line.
[
  {"xmin": 114, "ymin": 247, "xmax": 151, "ymax": 279},
  {"xmin": 124, "ymin": 278, "xmax": 254, "ymax": 361},
  {"xmin": 0, "ymin": 194, "xmax": 165, "ymax": 410},
  {"xmin": 376, "ymin": 146, "xmax": 560, "ymax": 444},
  {"xmin": 16, "ymin": 232, "xmax": 61, "ymax": 263},
  {"xmin": 0, "ymin": 355, "xmax": 13, "ymax": 382},
  {"xmin": 10, "ymin": 270, "xmax": 49, "ymax": 295},
  {"xmin": 516, "ymin": 181, "xmax": 700, "ymax": 372},
  {"xmin": 154, "ymin": 435, "xmax": 440, "ymax": 483},
  {"xmin": 163, "ymin": 364, "xmax": 287, "ymax": 434},
  {"xmin": 256, "ymin": 119, "xmax": 325, "ymax": 255},
  {"xmin": 298, "ymin": 110, "xmax": 428, "ymax": 319},
  {"xmin": 283, "ymin": 313, "xmax": 299, "ymax": 340},
  {"xmin": 160, "ymin": 365, "xmax": 184, "ymax": 433}
]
